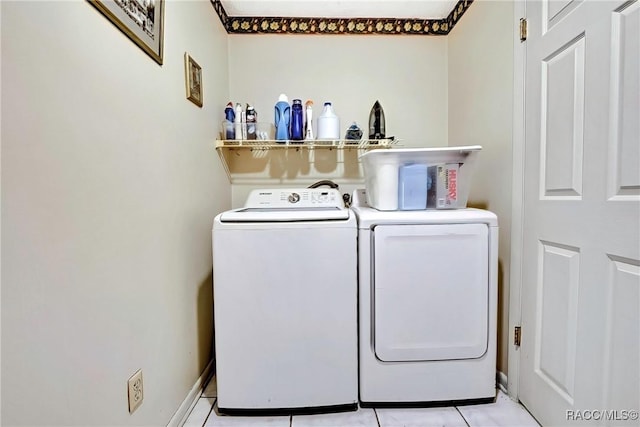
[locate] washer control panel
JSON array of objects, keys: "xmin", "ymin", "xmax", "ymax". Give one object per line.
[{"xmin": 244, "ymin": 188, "xmax": 343, "ymax": 209}]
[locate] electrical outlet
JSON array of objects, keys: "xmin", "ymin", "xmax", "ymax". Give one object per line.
[{"xmin": 127, "ymin": 369, "xmax": 143, "ymax": 413}]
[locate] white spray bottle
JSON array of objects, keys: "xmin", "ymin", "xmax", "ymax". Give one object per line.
[
  {"xmin": 304, "ymin": 100, "xmax": 314, "ymax": 140},
  {"xmin": 234, "ymin": 103, "xmax": 243, "ymax": 140}
]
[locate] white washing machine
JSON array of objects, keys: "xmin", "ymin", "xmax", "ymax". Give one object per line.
[
  {"xmin": 212, "ymin": 188, "xmax": 358, "ymax": 414},
  {"xmin": 351, "ymin": 189, "xmax": 498, "ymax": 405}
]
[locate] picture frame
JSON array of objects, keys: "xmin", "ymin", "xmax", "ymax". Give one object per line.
[
  {"xmin": 88, "ymin": 0, "xmax": 164, "ymax": 65},
  {"xmin": 184, "ymin": 53, "xmax": 203, "ymax": 108}
]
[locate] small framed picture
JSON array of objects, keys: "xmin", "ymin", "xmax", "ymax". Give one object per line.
[
  {"xmin": 184, "ymin": 53, "xmax": 203, "ymax": 108},
  {"xmin": 88, "ymin": 0, "xmax": 164, "ymax": 65}
]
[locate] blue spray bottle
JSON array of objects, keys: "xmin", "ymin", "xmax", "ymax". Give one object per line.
[
  {"xmin": 291, "ymin": 99, "xmax": 304, "ymax": 141},
  {"xmin": 274, "ymin": 94, "xmax": 291, "ymax": 141},
  {"xmin": 224, "ymin": 102, "xmax": 235, "ymax": 139}
]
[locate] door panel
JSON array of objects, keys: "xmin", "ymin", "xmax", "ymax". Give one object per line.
[
  {"xmin": 536, "ymin": 241, "xmax": 580, "ymax": 404},
  {"xmin": 603, "ymin": 256, "xmax": 640, "ymax": 425},
  {"xmin": 544, "ymin": 0, "xmax": 584, "ymax": 33},
  {"xmin": 521, "ymin": 0, "xmax": 640, "ymax": 425},
  {"xmin": 541, "ymin": 34, "xmax": 584, "ymax": 199},
  {"xmin": 608, "ymin": 2, "xmax": 640, "ymax": 199},
  {"xmin": 373, "ymin": 224, "xmax": 488, "ymax": 362}
]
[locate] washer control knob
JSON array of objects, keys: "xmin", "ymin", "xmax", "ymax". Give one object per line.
[{"xmin": 288, "ymin": 192, "xmax": 300, "ymax": 203}]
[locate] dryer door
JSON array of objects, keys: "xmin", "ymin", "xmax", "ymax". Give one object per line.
[{"xmin": 373, "ymin": 223, "xmax": 489, "ymax": 362}]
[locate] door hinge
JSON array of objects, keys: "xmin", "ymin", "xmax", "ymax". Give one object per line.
[
  {"xmin": 514, "ymin": 326, "xmax": 522, "ymax": 346},
  {"xmin": 519, "ymin": 18, "xmax": 528, "ymax": 42}
]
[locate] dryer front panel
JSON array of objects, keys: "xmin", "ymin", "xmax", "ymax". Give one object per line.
[{"xmin": 372, "ymin": 223, "xmax": 489, "ymax": 362}]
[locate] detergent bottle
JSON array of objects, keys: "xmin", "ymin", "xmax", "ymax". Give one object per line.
[
  {"xmin": 316, "ymin": 102, "xmax": 340, "ymax": 140},
  {"xmin": 274, "ymin": 94, "xmax": 291, "ymax": 141}
]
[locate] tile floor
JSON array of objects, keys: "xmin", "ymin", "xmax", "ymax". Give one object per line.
[{"xmin": 182, "ymin": 377, "xmax": 540, "ymax": 427}]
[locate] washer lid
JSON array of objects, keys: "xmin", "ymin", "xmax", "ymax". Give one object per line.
[
  {"xmin": 219, "ymin": 207, "xmax": 349, "ymax": 222},
  {"xmin": 220, "ymin": 188, "xmax": 349, "ymax": 222}
]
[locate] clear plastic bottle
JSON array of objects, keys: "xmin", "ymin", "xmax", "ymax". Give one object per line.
[{"xmin": 246, "ymin": 104, "xmax": 257, "ymax": 140}]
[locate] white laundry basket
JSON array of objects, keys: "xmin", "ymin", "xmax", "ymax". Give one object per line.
[{"xmin": 360, "ymin": 146, "xmax": 481, "ymax": 211}]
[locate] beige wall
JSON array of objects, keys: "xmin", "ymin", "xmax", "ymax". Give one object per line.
[
  {"xmin": 448, "ymin": 0, "xmax": 514, "ymax": 376},
  {"xmin": 227, "ymin": 35, "xmax": 449, "ymax": 207},
  {"xmin": 1, "ymin": 1, "xmax": 230, "ymax": 425},
  {"xmin": 1, "ymin": 3, "xmax": 517, "ymax": 424}
]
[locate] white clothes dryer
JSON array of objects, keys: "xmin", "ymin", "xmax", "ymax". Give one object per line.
[
  {"xmin": 351, "ymin": 190, "xmax": 498, "ymax": 405},
  {"xmin": 212, "ymin": 188, "xmax": 358, "ymax": 414}
]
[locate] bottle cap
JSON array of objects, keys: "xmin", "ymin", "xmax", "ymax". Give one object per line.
[{"xmin": 278, "ymin": 94, "xmax": 289, "ymax": 102}]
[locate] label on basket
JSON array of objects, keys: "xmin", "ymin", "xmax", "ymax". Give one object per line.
[{"xmin": 427, "ymin": 163, "xmax": 460, "ymax": 209}]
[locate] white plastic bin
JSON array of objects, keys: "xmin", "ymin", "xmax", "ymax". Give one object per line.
[{"xmin": 360, "ymin": 146, "xmax": 481, "ymax": 211}]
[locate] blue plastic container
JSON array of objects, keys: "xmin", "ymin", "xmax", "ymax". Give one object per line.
[
  {"xmin": 274, "ymin": 94, "xmax": 291, "ymax": 141},
  {"xmin": 398, "ymin": 163, "xmax": 428, "ymax": 210}
]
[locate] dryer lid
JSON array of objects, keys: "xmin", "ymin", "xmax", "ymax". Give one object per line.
[{"xmin": 351, "ymin": 203, "xmax": 498, "ymax": 229}]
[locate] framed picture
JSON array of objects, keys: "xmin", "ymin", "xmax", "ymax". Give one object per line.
[
  {"xmin": 185, "ymin": 53, "xmax": 203, "ymax": 108},
  {"xmin": 88, "ymin": 0, "xmax": 164, "ymax": 65}
]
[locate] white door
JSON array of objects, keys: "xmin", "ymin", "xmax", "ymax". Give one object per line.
[{"xmin": 520, "ymin": 0, "xmax": 639, "ymax": 426}]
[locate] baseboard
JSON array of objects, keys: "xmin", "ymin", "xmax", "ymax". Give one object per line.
[
  {"xmin": 496, "ymin": 370, "xmax": 508, "ymax": 394},
  {"xmin": 166, "ymin": 359, "xmax": 214, "ymax": 427}
]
